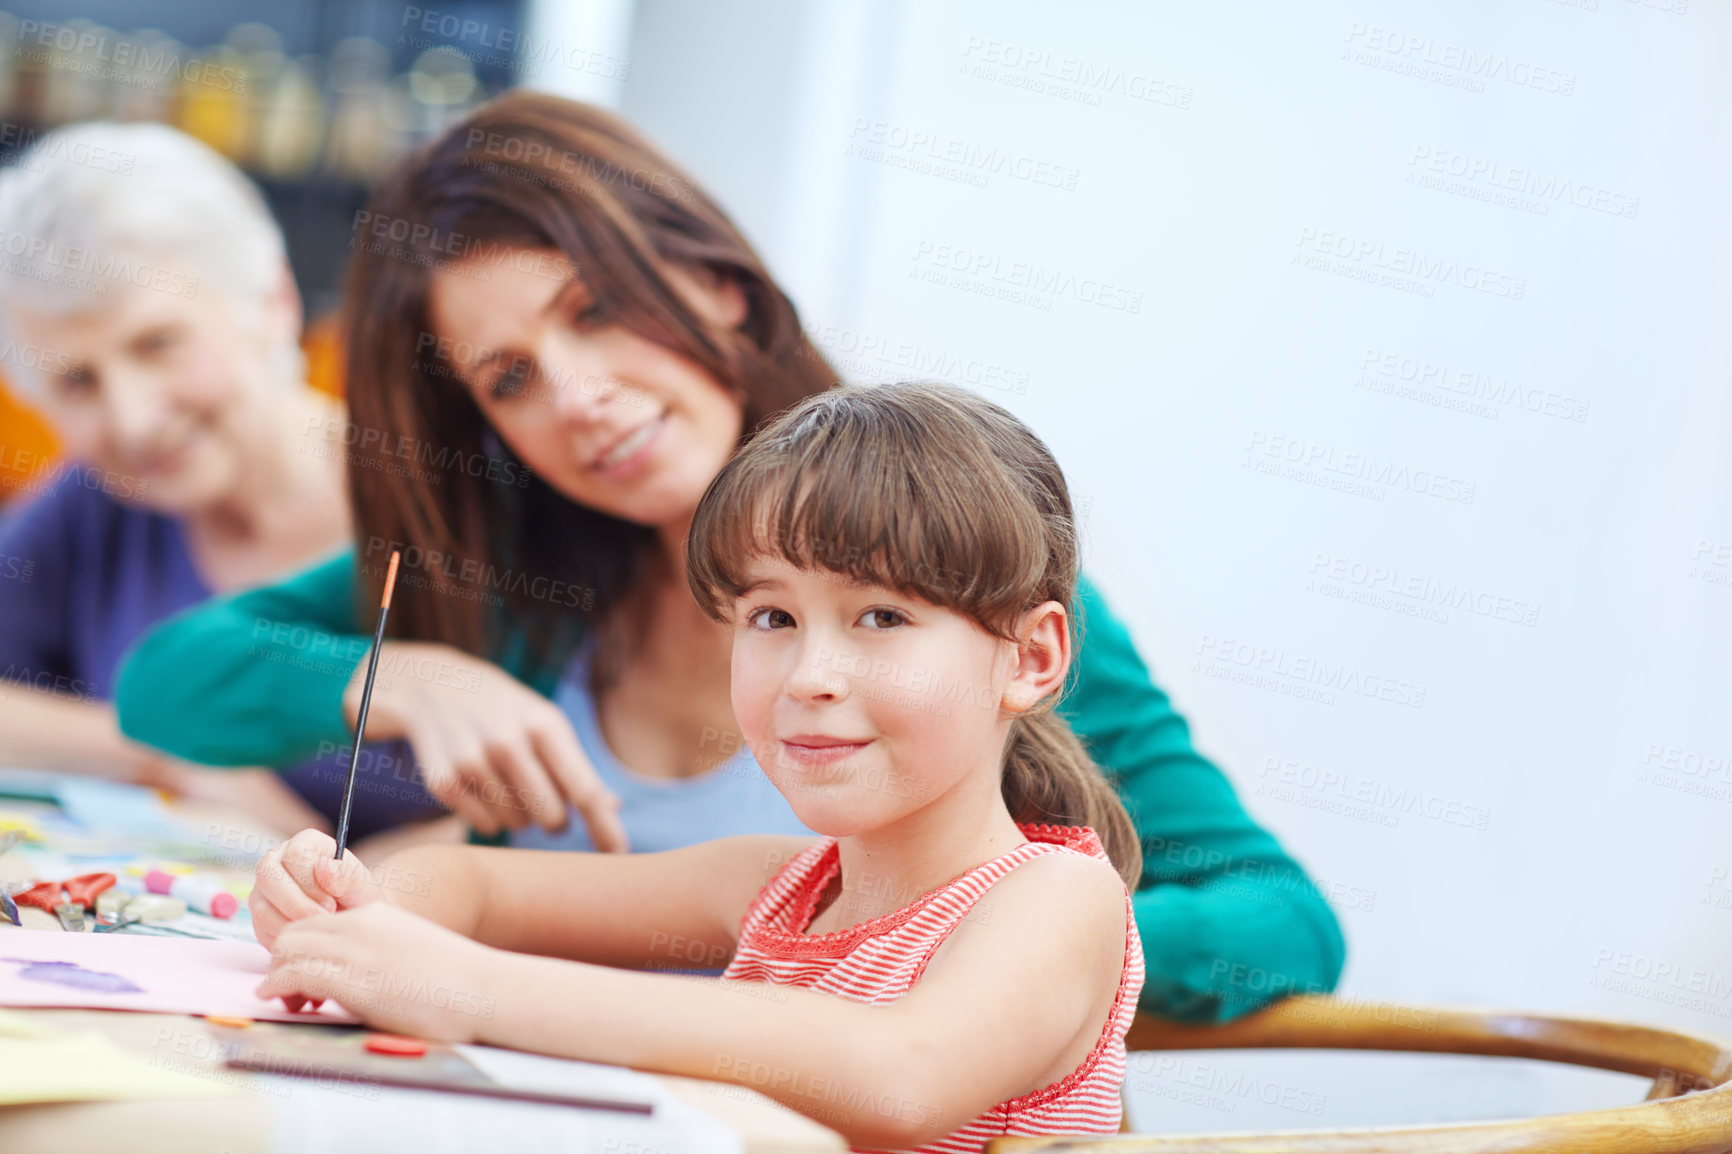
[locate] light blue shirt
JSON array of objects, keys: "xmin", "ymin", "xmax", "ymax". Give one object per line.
[{"xmin": 508, "ymin": 648, "xmax": 814, "ymax": 853}]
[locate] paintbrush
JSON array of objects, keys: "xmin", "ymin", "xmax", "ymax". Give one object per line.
[{"xmin": 333, "ymin": 550, "xmax": 400, "ymax": 861}]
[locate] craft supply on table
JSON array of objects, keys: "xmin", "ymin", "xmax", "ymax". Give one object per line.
[
  {"xmin": 114, "ymin": 908, "xmax": 261, "ymax": 944},
  {"xmin": 0, "ymin": 929, "xmax": 357, "ymax": 1023},
  {"xmin": 8, "ymin": 872, "xmax": 116, "ymax": 932},
  {"xmin": 1, "ymin": 844, "xmax": 254, "ymax": 938},
  {"xmin": 92, "ymin": 893, "xmax": 188, "ymax": 934},
  {"xmin": 0, "ymin": 1006, "xmax": 61, "ymax": 1038},
  {"xmin": 54, "ymin": 777, "xmax": 186, "ymax": 838},
  {"xmin": 0, "ymin": 769, "xmax": 283, "ymax": 867},
  {"xmin": 0, "ymin": 1027, "xmax": 245, "ymax": 1106},
  {"xmin": 1, "ymin": 858, "xmax": 243, "ymax": 938},
  {"xmin": 365, "ymin": 1033, "xmax": 429, "ymax": 1057},
  {"xmin": 0, "ymin": 770, "xmax": 63, "ymax": 804},
  {"xmin": 222, "ymin": 1021, "xmax": 656, "ymax": 1114},
  {"xmin": 0, "ymin": 772, "xmax": 192, "ymax": 846},
  {"xmin": 143, "ymin": 868, "xmax": 238, "ymax": 918}
]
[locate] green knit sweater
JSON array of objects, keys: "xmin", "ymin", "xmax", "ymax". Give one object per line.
[{"xmin": 115, "ymin": 549, "xmax": 1345, "ymax": 1022}]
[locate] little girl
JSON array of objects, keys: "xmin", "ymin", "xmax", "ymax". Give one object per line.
[{"xmin": 251, "ymin": 382, "xmax": 1146, "ymax": 1151}]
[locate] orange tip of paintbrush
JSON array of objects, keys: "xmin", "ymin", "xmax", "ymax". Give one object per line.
[{"xmin": 381, "ymin": 550, "xmax": 401, "ymax": 609}]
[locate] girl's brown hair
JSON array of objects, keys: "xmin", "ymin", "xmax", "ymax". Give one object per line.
[
  {"xmin": 687, "ymin": 382, "xmax": 1141, "ymax": 888},
  {"xmin": 341, "ymin": 91, "xmax": 837, "ymax": 675}
]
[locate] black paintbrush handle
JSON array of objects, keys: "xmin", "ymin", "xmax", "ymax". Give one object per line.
[{"xmin": 333, "ymin": 601, "xmax": 392, "ymax": 859}]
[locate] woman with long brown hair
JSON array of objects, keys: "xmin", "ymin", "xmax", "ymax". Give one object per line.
[{"xmin": 117, "ymin": 91, "xmax": 1343, "ymax": 1023}]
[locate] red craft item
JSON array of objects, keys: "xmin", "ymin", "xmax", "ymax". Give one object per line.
[{"xmin": 364, "ymin": 1034, "xmax": 429, "ymax": 1057}]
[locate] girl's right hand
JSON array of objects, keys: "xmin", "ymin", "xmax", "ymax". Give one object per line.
[
  {"xmin": 344, "ymin": 641, "xmax": 629, "ymax": 850},
  {"xmin": 251, "ymin": 828, "xmax": 383, "ymax": 950}
]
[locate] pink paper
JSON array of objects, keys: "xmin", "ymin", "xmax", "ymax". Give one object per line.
[{"xmin": 0, "ymin": 928, "xmax": 357, "ymax": 1023}]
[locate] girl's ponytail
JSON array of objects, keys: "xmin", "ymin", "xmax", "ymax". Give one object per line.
[{"xmin": 1002, "ymin": 710, "xmax": 1142, "ymax": 890}]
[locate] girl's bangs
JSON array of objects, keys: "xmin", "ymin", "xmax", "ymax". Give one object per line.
[{"xmin": 689, "ymin": 398, "xmax": 1051, "ymax": 636}]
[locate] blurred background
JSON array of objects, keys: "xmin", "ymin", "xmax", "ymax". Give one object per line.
[{"xmin": 0, "ymin": 0, "xmax": 1727, "ymax": 1134}]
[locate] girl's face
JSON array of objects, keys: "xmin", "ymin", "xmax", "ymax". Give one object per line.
[
  {"xmin": 727, "ymin": 554, "xmax": 1066, "ymax": 836},
  {"xmin": 427, "ymin": 247, "xmax": 747, "ymax": 535},
  {"xmin": 11, "ymin": 272, "xmax": 298, "ymax": 513}
]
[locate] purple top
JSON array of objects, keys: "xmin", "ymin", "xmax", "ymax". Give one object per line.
[{"xmin": 0, "ymin": 470, "xmax": 443, "ymax": 838}]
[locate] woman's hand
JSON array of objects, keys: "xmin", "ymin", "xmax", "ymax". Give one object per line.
[
  {"xmin": 257, "ymin": 901, "xmax": 497, "ymax": 1042},
  {"xmin": 251, "ymin": 828, "xmax": 384, "ymax": 951},
  {"xmin": 346, "ymin": 641, "xmax": 628, "ymax": 849}
]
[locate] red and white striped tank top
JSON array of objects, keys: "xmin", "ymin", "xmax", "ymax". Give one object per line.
[{"xmin": 722, "ymin": 823, "xmax": 1145, "ymax": 1154}]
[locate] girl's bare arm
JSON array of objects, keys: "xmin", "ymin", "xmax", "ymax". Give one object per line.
[
  {"xmin": 383, "ymin": 834, "xmax": 818, "ymax": 967},
  {"xmin": 470, "ymin": 851, "xmax": 1130, "ymax": 1148},
  {"xmin": 252, "ymin": 829, "xmax": 816, "ymax": 964}
]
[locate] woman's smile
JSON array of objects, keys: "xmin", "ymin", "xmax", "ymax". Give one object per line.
[
  {"xmin": 589, "ymin": 410, "xmax": 668, "ymax": 476},
  {"xmin": 131, "ymin": 429, "xmax": 202, "ymax": 476}
]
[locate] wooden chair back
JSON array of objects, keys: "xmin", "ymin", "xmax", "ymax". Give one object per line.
[{"xmin": 988, "ymin": 995, "xmax": 1732, "ymax": 1153}]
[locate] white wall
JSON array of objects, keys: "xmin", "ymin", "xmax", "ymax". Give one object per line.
[
  {"xmin": 622, "ymin": 0, "xmax": 1732, "ymax": 1130},
  {"xmin": 520, "ymin": 0, "xmax": 637, "ymax": 107}
]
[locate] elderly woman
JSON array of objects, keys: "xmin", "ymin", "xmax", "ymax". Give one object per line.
[{"xmin": 0, "ymin": 122, "xmax": 442, "ymax": 840}]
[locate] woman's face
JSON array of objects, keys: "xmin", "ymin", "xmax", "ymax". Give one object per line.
[
  {"xmin": 425, "ymin": 246, "xmax": 747, "ymax": 535},
  {"xmin": 11, "ymin": 267, "xmax": 298, "ymax": 513}
]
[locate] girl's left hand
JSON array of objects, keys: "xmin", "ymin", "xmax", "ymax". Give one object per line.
[{"xmin": 256, "ymin": 902, "xmax": 499, "ymax": 1043}]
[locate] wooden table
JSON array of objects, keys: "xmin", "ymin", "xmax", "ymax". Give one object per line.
[
  {"xmin": 0, "ymin": 1005, "xmax": 845, "ymax": 1154},
  {"xmin": 0, "ymin": 798, "xmax": 846, "ymax": 1154}
]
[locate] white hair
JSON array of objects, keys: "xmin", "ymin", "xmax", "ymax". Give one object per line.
[{"xmin": 0, "ymin": 121, "xmax": 299, "ymax": 393}]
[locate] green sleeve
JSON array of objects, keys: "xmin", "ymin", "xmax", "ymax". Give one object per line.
[
  {"xmin": 115, "ymin": 549, "xmax": 370, "ymax": 766},
  {"xmin": 1060, "ymin": 573, "xmax": 1347, "ymax": 1023}
]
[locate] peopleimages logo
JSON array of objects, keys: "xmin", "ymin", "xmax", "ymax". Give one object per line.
[
  {"xmin": 0, "ymin": 229, "xmax": 199, "ymax": 298},
  {"xmin": 1294, "ymin": 227, "xmax": 1525, "ymax": 301},
  {"xmin": 0, "ymin": 444, "xmax": 149, "ymax": 501},
  {"xmin": 1307, "ymin": 552, "xmax": 1539, "ymax": 627},
  {"xmin": 846, "ymin": 118, "xmax": 1082, "ymax": 191},
  {"xmin": 1192, "ymin": 633, "xmax": 1427, "ymax": 709},
  {"xmin": 1258, "ymin": 757, "xmax": 1491, "ymax": 831},
  {"xmin": 910, "ymin": 240, "xmax": 1143, "ymax": 313},
  {"xmin": 1244, "ymin": 430, "xmax": 1477, "ymax": 505},
  {"xmin": 1407, "ymin": 146, "xmax": 1639, "ymax": 220},
  {"xmin": 957, "ymin": 38, "xmax": 1193, "ymax": 110},
  {"xmin": 1690, "ymin": 540, "xmax": 1731, "ymax": 590},
  {"xmin": 400, "ymin": 6, "xmax": 632, "ymax": 80},
  {"xmin": 1343, "ymin": 24, "xmax": 1576, "ymax": 96},
  {"xmin": 1357, "ymin": 348, "xmax": 1590, "ymax": 425},
  {"xmin": 15, "ymin": 21, "xmax": 248, "ymax": 93},
  {"xmin": 803, "ymin": 321, "xmax": 1030, "ymax": 396},
  {"xmin": 0, "ymin": 337, "xmax": 77, "ymax": 378},
  {"xmin": 302, "ymin": 415, "xmax": 532, "ymax": 489},
  {"xmin": 0, "ymin": 122, "xmax": 135, "ymax": 173}
]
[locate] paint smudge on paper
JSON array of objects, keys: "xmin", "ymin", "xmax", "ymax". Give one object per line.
[{"xmin": 2, "ymin": 958, "xmax": 144, "ymax": 994}]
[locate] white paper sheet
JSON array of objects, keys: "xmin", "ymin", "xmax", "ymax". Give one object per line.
[{"xmin": 263, "ymin": 1047, "xmax": 743, "ymax": 1154}]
